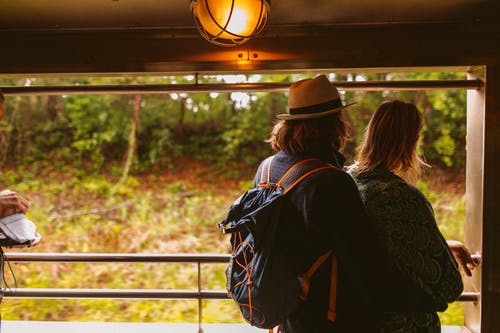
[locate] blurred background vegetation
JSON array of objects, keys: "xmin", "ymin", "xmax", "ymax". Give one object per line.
[{"xmin": 0, "ymin": 71, "xmax": 467, "ymax": 325}]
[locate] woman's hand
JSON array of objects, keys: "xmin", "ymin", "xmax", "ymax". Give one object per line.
[
  {"xmin": 447, "ymin": 240, "xmax": 478, "ymax": 277},
  {"xmin": 0, "ymin": 190, "xmax": 30, "ymax": 218}
]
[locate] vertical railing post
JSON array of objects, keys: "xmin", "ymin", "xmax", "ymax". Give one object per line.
[{"xmin": 197, "ymin": 261, "xmax": 203, "ymax": 333}]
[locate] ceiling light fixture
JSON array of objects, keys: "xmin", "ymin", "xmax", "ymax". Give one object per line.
[{"xmin": 191, "ymin": 0, "xmax": 270, "ymax": 47}]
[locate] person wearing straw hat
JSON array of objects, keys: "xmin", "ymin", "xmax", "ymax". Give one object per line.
[{"xmin": 250, "ymin": 75, "xmax": 408, "ymax": 332}]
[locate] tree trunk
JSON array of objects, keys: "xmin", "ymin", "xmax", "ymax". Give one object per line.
[
  {"xmin": 177, "ymin": 97, "xmax": 186, "ymax": 138},
  {"xmin": 116, "ymin": 92, "xmax": 142, "ymax": 188},
  {"xmin": 46, "ymin": 95, "xmax": 59, "ymax": 121},
  {"xmin": 0, "ymin": 79, "xmax": 27, "ymax": 165}
]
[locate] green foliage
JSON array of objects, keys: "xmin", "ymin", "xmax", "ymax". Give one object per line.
[
  {"xmin": 340, "ymin": 72, "xmax": 467, "ymax": 169},
  {"xmin": 64, "ymin": 94, "xmax": 129, "ymax": 170},
  {"xmin": 0, "ymin": 160, "xmax": 466, "ymax": 325},
  {"xmin": 1, "ymin": 72, "xmax": 467, "ymax": 172},
  {"xmin": 220, "ymin": 93, "xmax": 276, "ymax": 166},
  {"xmin": 416, "ymin": 180, "xmax": 465, "ymax": 242},
  {"xmin": 0, "ymin": 165, "xmax": 245, "ymax": 322},
  {"xmin": 393, "ymin": 72, "xmax": 467, "ymax": 169},
  {"xmin": 0, "ymin": 71, "xmax": 468, "ymax": 326},
  {"xmin": 439, "ymin": 302, "xmax": 464, "ymax": 326}
]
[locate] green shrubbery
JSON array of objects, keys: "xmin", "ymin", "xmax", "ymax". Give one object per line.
[
  {"xmin": 0, "ymin": 164, "xmax": 466, "ymax": 324},
  {"xmin": 0, "ymin": 72, "xmax": 466, "ymax": 173},
  {"xmin": 0, "ymin": 72, "xmax": 468, "ymax": 324}
]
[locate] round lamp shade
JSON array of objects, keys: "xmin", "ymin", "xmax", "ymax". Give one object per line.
[{"xmin": 191, "ymin": 0, "xmax": 270, "ymax": 47}]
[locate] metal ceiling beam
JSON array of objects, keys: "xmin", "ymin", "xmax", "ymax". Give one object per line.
[{"xmin": 0, "ymin": 22, "xmax": 498, "ymax": 75}]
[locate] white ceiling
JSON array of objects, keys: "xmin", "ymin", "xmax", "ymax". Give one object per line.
[{"xmin": 0, "ymin": 0, "xmax": 497, "ymax": 31}]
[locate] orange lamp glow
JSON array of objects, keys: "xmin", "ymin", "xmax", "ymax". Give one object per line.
[{"xmin": 191, "ymin": 0, "xmax": 270, "ymax": 47}]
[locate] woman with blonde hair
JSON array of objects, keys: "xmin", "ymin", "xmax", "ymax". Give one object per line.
[{"xmin": 349, "ymin": 100, "xmax": 470, "ymax": 332}]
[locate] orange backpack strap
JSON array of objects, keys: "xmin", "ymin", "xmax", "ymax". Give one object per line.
[
  {"xmin": 261, "ymin": 157, "xmax": 339, "ymax": 323},
  {"xmin": 299, "ymin": 250, "xmax": 333, "ymax": 299},
  {"xmin": 278, "ymin": 158, "xmax": 337, "ymax": 195},
  {"xmin": 258, "ymin": 156, "xmax": 275, "ymax": 187},
  {"xmin": 299, "ymin": 250, "xmax": 338, "ymax": 323},
  {"xmin": 328, "ymin": 254, "xmax": 338, "ymax": 321},
  {"xmin": 259, "ymin": 157, "xmax": 335, "ymax": 192}
]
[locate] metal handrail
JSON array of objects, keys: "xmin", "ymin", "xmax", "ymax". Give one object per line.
[
  {"xmin": 0, "ymin": 79, "xmax": 484, "ymax": 96},
  {"xmin": 3, "ymin": 252, "xmax": 230, "ymax": 263},
  {"xmin": 3, "ymin": 288, "xmax": 228, "ymax": 299},
  {"xmin": 2, "ymin": 288, "xmax": 479, "ymax": 302},
  {"xmin": 2, "ymin": 252, "xmax": 480, "ymax": 302},
  {"xmin": 1, "ymin": 252, "xmax": 233, "ymax": 333}
]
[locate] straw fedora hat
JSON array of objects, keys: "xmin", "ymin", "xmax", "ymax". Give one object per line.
[{"xmin": 277, "ymin": 74, "xmax": 355, "ymax": 120}]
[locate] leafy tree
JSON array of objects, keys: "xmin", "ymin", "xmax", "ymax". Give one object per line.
[{"xmin": 0, "ymin": 71, "xmax": 467, "ymax": 172}]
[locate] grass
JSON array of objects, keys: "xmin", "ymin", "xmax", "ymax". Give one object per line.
[
  {"xmin": 0, "ymin": 161, "xmax": 466, "ymax": 325},
  {"xmin": 417, "ymin": 172, "xmax": 466, "ymax": 326},
  {"xmin": 1, "ymin": 161, "xmax": 245, "ymax": 323}
]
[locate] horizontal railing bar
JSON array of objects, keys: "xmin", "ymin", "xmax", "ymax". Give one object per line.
[
  {"xmin": 4, "ymin": 252, "xmax": 230, "ymax": 263},
  {"xmin": 3, "ymin": 252, "xmax": 481, "ymax": 303},
  {"xmin": 1, "ymin": 288, "xmax": 479, "ymax": 302},
  {"xmin": 457, "ymin": 292, "xmax": 480, "ymax": 303},
  {"xmin": 0, "ymin": 80, "xmax": 483, "ymax": 96},
  {"xmin": 1, "ymin": 288, "xmax": 228, "ymax": 300},
  {"xmin": 5, "ymin": 252, "xmax": 483, "ymax": 265}
]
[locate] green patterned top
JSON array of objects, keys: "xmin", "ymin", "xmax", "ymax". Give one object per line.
[{"xmin": 352, "ymin": 169, "xmax": 463, "ymax": 333}]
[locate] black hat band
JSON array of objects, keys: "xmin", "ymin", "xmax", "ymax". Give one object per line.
[{"xmin": 289, "ymin": 98, "xmax": 343, "ymax": 115}]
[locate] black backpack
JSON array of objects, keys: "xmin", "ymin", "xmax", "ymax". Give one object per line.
[{"xmin": 219, "ymin": 156, "xmax": 338, "ymax": 329}]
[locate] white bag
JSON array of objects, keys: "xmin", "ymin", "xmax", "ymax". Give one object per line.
[{"xmin": 0, "ymin": 213, "xmax": 41, "ymax": 247}]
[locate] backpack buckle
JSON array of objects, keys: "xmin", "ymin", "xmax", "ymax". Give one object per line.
[
  {"xmin": 258, "ymin": 181, "xmax": 280, "ymax": 189},
  {"xmin": 219, "ymin": 220, "xmax": 237, "ymax": 234}
]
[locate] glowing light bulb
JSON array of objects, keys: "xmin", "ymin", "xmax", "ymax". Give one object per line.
[
  {"xmin": 191, "ymin": 0, "xmax": 270, "ymax": 47},
  {"xmin": 226, "ymin": 8, "xmax": 248, "ymax": 35}
]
